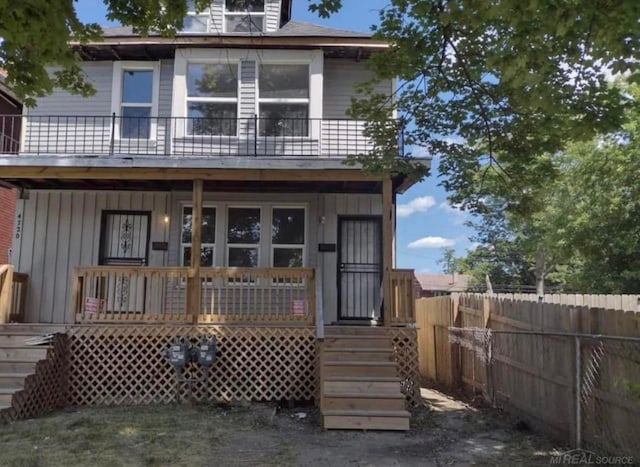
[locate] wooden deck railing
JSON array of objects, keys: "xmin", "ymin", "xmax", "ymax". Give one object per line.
[
  {"xmin": 72, "ymin": 267, "xmax": 191, "ymax": 323},
  {"xmin": 10, "ymin": 272, "xmax": 28, "ymax": 323},
  {"xmin": 199, "ymin": 268, "xmax": 315, "ymax": 324},
  {"xmin": 0, "ymin": 265, "xmax": 29, "ymax": 324},
  {"xmin": 389, "ymin": 269, "xmax": 417, "ymax": 325},
  {"xmin": 71, "ymin": 266, "xmax": 315, "ymax": 324}
]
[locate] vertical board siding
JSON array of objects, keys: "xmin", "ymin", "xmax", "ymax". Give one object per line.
[
  {"xmin": 319, "ymin": 193, "xmax": 382, "ymax": 323},
  {"xmin": 323, "ymin": 59, "xmax": 392, "ymax": 119},
  {"xmin": 13, "ymin": 191, "xmax": 170, "ymax": 323}
]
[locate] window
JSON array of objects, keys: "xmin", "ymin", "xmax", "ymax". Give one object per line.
[
  {"xmin": 272, "ymin": 208, "xmax": 305, "ymax": 268},
  {"xmin": 227, "ymin": 207, "xmax": 260, "ymax": 268},
  {"xmin": 120, "ymin": 70, "xmax": 153, "ymax": 139},
  {"xmin": 182, "ymin": 0, "xmax": 209, "ymax": 32},
  {"xmin": 225, "ymin": 0, "xmax": 265, "ymax": 33},
  {"xmin": 259, "ymin": 64, "xmax": 309, "ymax": 136},
  {"xmin": 181, "ymin": 206, "xmax": 216, "ymax": 267},
  {"xmin": 186, "ymin": 63, "xmax": 238, "ymax": 136}
]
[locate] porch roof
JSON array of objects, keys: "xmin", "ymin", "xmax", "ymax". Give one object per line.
[{"xmin": 0, "ymin": 157, "xmax": 426, "ymax": 193}]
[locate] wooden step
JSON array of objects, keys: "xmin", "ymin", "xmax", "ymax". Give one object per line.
[
  {"xmin": 0, "ymin": 324, "xmax": 67, "ymax": 334},
  {"xmin": 0, "ymin": 360, "xmax": 38, "ymax": 373},
  {"xmin": 324, "ymin": 326, "xmax": 389, "ymax": 336},
  {"xmin": 0, "ymin": 347, "xmax": 49, "ymax": 362},
  {"xmin": 0, "ymin": 373, "xmax": 30, "ymax": 388},
  {"xmin": 323, "ymin": 410, "xmax": 410, "ymax": 431},
  {"xmin": 323, "ymin": 376, "xmax": 402, "ymax": 394},
  {"xmin": 323, "ymin": 348, "xmax": 394, "ymax": 362},
  {"xmin": 323, "ymin": 392, "xmax": 406, "ymax": 411},
  {"xmin": 323, "ymin": 361, "xmax": 397, "ymax": 378},
  {"xmin": 323, "ymin": 336, "xmax": 391, "ymax": 349},
  {"xmin": 0, "ymin": 388, "xmax": 21, "ymax": 406},
  {"xmin": 0, "ymin": 334, "xmax": 53, "ymax": 346}
]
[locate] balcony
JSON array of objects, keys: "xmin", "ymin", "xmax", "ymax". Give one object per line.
[{"xmin": 6, "ymin": 115, "xmax": 404, "ymax": 159}]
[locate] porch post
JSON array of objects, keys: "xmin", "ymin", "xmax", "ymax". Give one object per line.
[
  {"xmin": 382, "ymin": 177, "xmax": 393, "ymax": 326},
  {"xmin": 187, "ymin": 179, "xmax": 203, "ymax": 324}
]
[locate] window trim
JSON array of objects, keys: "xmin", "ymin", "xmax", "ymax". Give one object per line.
[
  {"xmin": 179, "ymin": 203, "xmax": 217, "ymax": 267},
  {"xmin": 172, "ymin": 49, "xmax": 323, "ymax": 141},
  {"xmin": 111, "ymin": 61, "xmax": 160, "ymax": 141},
  {"xmin": 226, "ymin": 205, "xmax": 262, "ymax": 268},
  {"xmin": 185, "ymin": 62, "xmax": 240, "ymax": 137},
  {"xmin": 270, "ymin": 205, "xmax": 307, "ymax": 269},
  {"xmin": 223, "ymin": 0, "xmax": 266, "ymax": 34}
]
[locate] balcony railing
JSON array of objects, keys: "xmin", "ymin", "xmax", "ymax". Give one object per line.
[{"xmin": 9, "ymin": 114, "xmax": 404, "ymax": 158}]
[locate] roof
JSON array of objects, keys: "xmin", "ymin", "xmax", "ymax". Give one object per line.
[
  {"xmin": 100, "ymin": 21, "xmax": 372, "ymax": 39},
  {"xmin": 416, "ymin": 274, "xmax": 471, "ymax": 293}
]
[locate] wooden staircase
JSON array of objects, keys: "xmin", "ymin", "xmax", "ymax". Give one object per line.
[
  {"xmin": 319, "ymin": 327, "xmax": 410, "ymax": 431},
  {"xmin": 0, "ymin": 324, "xmax": 66, "ymax": 413}
]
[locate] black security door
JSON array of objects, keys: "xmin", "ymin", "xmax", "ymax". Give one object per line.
[{"xmin": 337, "ymin": 216, "xmax": 382, "ymax": 321}]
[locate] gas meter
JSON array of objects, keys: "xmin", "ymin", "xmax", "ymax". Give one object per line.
[
  {"xmin": 163, "ymin": 336, "xmax": 219, "ymax": 402},
  {"xmin": 197, "ymin": 337, "xmax": 218, "ymax": 368}
]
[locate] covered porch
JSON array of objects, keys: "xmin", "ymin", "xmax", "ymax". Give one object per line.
[{"xmin": 3, "ymin": 165, "xmax": 417, "ymax": 328}]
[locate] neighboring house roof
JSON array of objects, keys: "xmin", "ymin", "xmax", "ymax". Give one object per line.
[
  {"xmin": 100, "ymin": 21, "xmax": 371, "ymax": 39},
  {"xmin": 416, "ymin": 273, "xmax": 471, "ymax": 293}
]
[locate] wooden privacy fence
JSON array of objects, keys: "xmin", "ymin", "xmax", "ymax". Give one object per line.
[
  {"xmin": 416, "ymin": 294, "xmax": 640, "ymax": 456},
  {"xmin": 490, "ymin": 293, "xmax": 640, "ymax": 312},
  {"xmin": 0, "ymin": 265, "xmax": 28, "ymax": 323},
  {"xmin": 72, "ymin": 266, "xmax": 316, "ymax": 324}
]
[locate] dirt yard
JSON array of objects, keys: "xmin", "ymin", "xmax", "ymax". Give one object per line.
[{"xmin": 0, "ymin": 388, "xmax": 563, "ymax": 466}]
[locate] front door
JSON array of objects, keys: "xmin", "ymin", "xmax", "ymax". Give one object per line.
[
  {"xmin": 337, "ymin": 216, "xmax": 382, "ymax": 321},
  {"xmin": 99, "ymin": 211, "xmax": 151, "ymax": 313}
]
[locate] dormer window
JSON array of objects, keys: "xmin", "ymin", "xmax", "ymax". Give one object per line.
[
  {"xmin": 182, "ymin": 0, "xmax": 209, "ymax": 33},
  {"xmin": 224, "ymin": 0, "xmax": 265, "ymax": 33}
]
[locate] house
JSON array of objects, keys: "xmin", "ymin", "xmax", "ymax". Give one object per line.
[
  {"xmin": 0, "ymin": 72, "xmax": 22, "ymax": 264},
  {"xmin": 416, "ymin": 273, "xmax": 471, "ymax": 297},
  {"xmin": 0, "ymin": 0, "xmax": 425, "ymax": 430}
]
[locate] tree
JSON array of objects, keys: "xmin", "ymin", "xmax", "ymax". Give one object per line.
[
  {"xmin": 311, "ymin": 0, "xmax": 639, "ymax": 204},
  {"xmin": 454, "ymin": 82, "xmax": 640, "ymax": 294},
  {"xmin": 0, "ymin": 0, "xmax": 213, "ymax": 106},
  {"xmin": 437, "ymin": 247, "xmax": 457, "ymax": 274}
]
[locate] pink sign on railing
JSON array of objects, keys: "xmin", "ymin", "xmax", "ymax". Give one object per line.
[
  {"xmin": 85, "ymin": 297, "xmax": 105, "ymax": 315},
  {"xmin": 291, "ymin": 300, "xmax": 306, "ymax": 316}
]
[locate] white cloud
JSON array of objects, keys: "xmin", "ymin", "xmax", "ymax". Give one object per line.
[
  {"xmin": 408, "ymin": 236, "xmax": 456, "ymax": 249},
  {"xmin": 397, "ymin": 196, "xmax": 436, "ymax": 218}
]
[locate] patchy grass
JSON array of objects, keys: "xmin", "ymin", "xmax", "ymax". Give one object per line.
[
  {"xmin": 0, "ymin": 391, "xmax": 562, "ymax": 467},
  {"xmin": 0, "ymin": 404, "xmax": 295, "ymax": 467}
]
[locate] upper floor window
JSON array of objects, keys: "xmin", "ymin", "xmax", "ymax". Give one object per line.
[
  {"xmin": 186, "ymin": 63, "xmax": 238, "ymax": 136},
  {"xmin": 259, "ymin": 64, "xmax": 309, "ymax": 136},
  {"xmin": 225, "ymin": 0, "xmax": 265, "ymax": 33},
  {"xmin": 112, "ymin": 62, "xmax": 160, "ymax": 140},
  {"xmin": 182, "ymin": 0, "xmax": 209, "ymax": 32}
]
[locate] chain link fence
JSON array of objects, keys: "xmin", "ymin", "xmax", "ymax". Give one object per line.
[{"xmin": 448, "ymin": 328, "xmax": 640, "ymax": 459}]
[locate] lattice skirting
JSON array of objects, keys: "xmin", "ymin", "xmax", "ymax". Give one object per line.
[
  {"xmin": 0, "ymin": 334, "xmax": 69, "ymax": 423},
  {"xmin": 68, "ymin": 325, "xmax": 317, "ymax": 406},
  {"xmin": 387, "ymin": 327, "xmax": 420, "ymax": 406}
]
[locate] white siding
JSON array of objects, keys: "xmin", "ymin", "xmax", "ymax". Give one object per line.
[
  {"xmin": 29, "ymin": 62, "xmax": 114, "ymax": 116},
  {"xmin": 323, "ymin": 59, "xmax": 393, "ymax": 119},
  {"xmin": 318, "ymin": 193, "xmax": 382, "ymax": 323},
  {"xmin": 12, "ymin": 191, "xmax": 171, "ymax": 323}
]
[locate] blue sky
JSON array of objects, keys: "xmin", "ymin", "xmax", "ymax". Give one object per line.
[{"xmin": 75, "ymin": 0, "xmax": 477, "ymax": 273}]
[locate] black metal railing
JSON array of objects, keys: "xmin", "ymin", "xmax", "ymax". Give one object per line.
[
  {"xmin": 2, "ymin": 114, "xmax": 405, "ymax": 158},
  {"xmin": 0, "ymin": 114, "xmax": 21, "ymax": 155}
]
